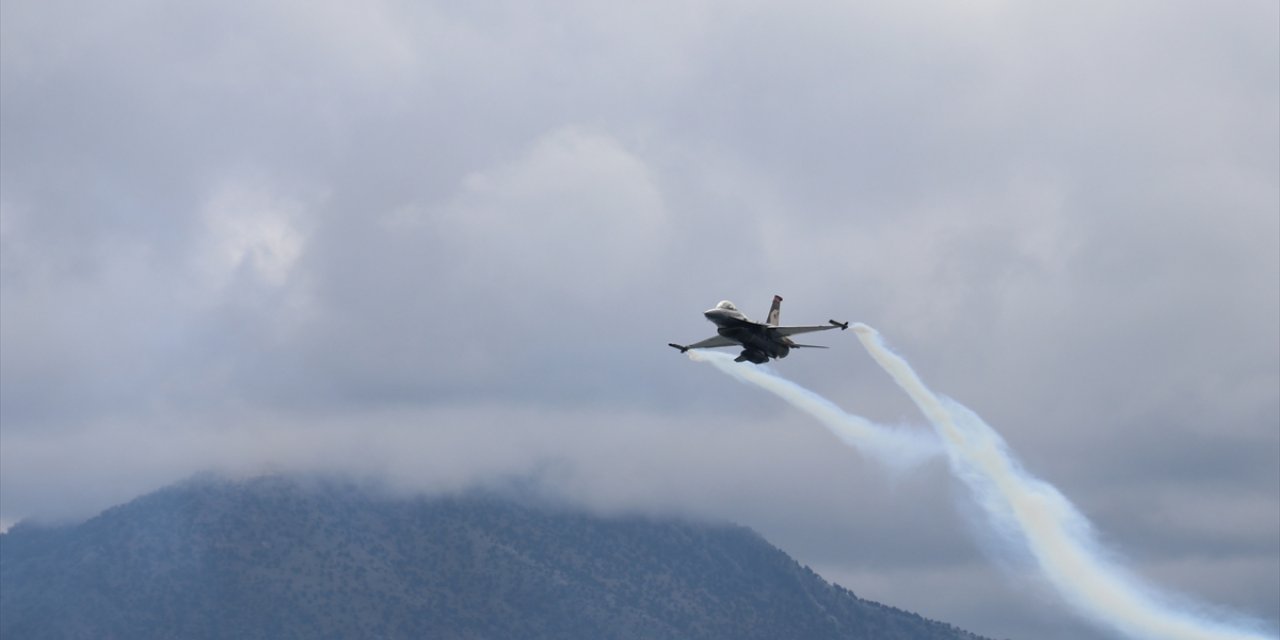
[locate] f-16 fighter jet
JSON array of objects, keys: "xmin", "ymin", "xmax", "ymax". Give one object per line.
[{"xmin": 669, "ymin": 295, "xmax": 848, "ymax": 364}]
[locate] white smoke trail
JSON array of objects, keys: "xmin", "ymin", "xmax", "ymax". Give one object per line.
[
  {"xmin": 687, "ymin": 350, "xmax": 942, "ymax": 471},
  {"xmin": 850, "ymin": 323, "xmax": 1273, "ymax": 640}
]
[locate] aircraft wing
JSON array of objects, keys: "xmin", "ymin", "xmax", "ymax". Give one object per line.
[
  {"xmin": 668, "ymin": 335, "xmax": 738, "ymax": 352},
  {"xmin": 772, "ymin": 320, "xmax": 848, "ymax": 337}
]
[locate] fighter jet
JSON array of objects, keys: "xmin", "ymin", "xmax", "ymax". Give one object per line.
[{"xmin": 668, "ymin": 295, "xmax": 849, "ymax": 364}]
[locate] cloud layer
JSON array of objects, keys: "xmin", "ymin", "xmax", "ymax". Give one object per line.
[{"xmin": 3, "ymin": 2, "xmax": 1276, "ymax": 638}]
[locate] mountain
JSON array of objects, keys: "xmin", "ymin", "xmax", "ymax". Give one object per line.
[{"xmin": 1, "ymin": 476, "xmax": 991, "ymax": 640}]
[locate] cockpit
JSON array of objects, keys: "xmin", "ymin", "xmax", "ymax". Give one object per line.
[{"xmin": 715, "ymin": 300, "xmax": 738, "ymax": 311}]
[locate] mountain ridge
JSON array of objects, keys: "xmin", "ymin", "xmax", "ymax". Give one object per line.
[{"xmin": 1, "ymin": 475, "xmax": 994, "ymax": 640}]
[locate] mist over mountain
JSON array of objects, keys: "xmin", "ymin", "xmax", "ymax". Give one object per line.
[{"xmin": 1, "ymin": 476, "xmax": 992, "ymax": 640}]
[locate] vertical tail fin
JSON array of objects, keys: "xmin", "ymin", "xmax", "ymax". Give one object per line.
[{"xmin": 767, "ymin": 295, "xmax": 782, "ymax": 326}]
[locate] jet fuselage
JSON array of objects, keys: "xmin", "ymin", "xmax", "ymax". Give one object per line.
[
  {"xmin": 704, "ymin": 302, "xmax": 791, "ymax": 363},
  {"xmin": 668, "ymin": 296, "xmax": 847, "ymax": 365}
]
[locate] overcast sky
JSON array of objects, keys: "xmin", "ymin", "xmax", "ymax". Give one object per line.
[{"xmin": 2, "ymin": 1, "xmax": 1277, "ymax": 638}]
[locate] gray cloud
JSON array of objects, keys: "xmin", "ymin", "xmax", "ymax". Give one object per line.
[{"xmin": 3, "ymin": 1, "xmax": 1276, "ymax": 638}]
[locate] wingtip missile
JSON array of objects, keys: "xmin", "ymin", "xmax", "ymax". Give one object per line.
[
  {"xmin": 829, "ymin": 320, "xmax": 850, "ymax": 330},
  {"xmin": 668, "ymin": 343, "xmax": 690, "ymax": 353}
]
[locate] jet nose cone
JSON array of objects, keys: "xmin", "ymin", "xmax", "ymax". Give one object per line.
[{"xmin": 704, "ymin": 308, "xmax": 729, "ymax": 325}]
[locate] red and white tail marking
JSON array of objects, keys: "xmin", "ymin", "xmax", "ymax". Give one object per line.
[{"xmin": 766, "ymin": 295, "xmax": 782, "ymax": 326}]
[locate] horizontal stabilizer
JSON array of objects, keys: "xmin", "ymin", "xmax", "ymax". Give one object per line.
[{"xmin": 790, "ymin": 344, "xmax": 829, "ymax": 349}]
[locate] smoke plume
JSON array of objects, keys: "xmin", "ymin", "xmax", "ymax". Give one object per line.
[
  {"xmin": 690, "ymin": 326, "xmax": 1273, "ymax": 640},
  {"xmin": 687, "ymin": 350, "xmax": 941, "ymax": 472}
]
